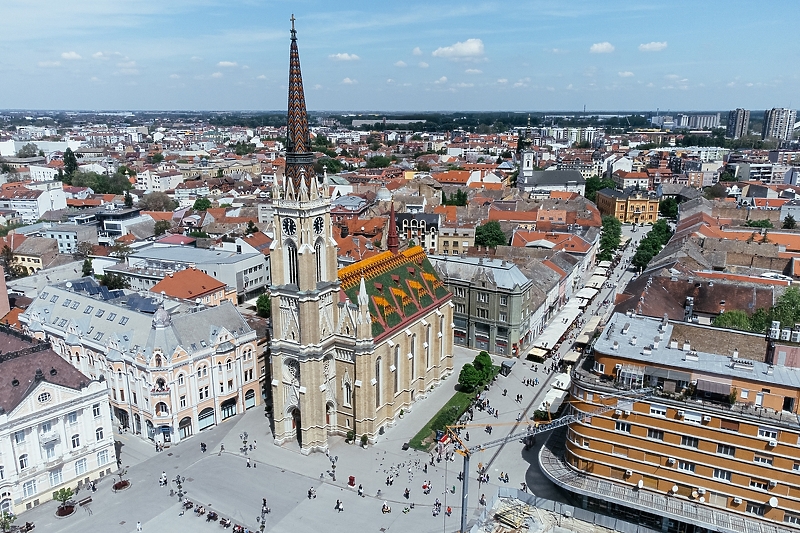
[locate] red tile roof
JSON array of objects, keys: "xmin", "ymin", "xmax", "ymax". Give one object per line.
[{"xmin": 150, "ymin": 268, "xmax": 226, "ymax": 299}]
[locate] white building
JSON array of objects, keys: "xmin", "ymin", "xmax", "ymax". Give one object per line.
[
  {"xmin": 0, "ymin": 186, "xmax": 67, "ymax": 224},
  {"xmin": 28, "ymin": 165, "xmax": 59, "ymax": 182},
  {"xmin": 0, "ymin": 329, "xmax": 115, "ymax": 515}
]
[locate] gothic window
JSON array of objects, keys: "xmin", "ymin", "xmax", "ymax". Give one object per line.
[
  {"xmin": 155, "ymin": 354, "xmax": 162, "ymax": 367},
  {"xmin": 375, "ymin": 357, "xmax": 382, "ymax": 408},
  {"xmin": 410, "ymin": 334, "xmax": 416, "ymax": 379},
  {"xmin": 425, "ymin": 325, "xmax": 431, "ymax": 369},
  {"xmin": 343, "ymin": 380, "xmax": 352, "ymax": 407},
  {"xmin": 439, "ymin": 315, "xmax": 445, "ymax": 361},
  {"xmin": 394, "ymin": 344, "xmax": 400, "ymax": 395},
  {"xmin": 315, "ymin": 239, "xmax": 324, "ymax": 283},
  {"xmin": 286, "ymin": 240, "xmax": 299, "ymax": 285}
]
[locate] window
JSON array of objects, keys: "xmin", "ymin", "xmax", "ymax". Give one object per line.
[
  {"xmin": 794, "ymin": 463, "xmax": 800, "ymax": 472},
  {"xmin": 96, "ymin": 427, "xmax": 104, "ymax": 441},
  {"xmin": 499, "ymin": 312, "xmax": 507, "ymax": 322},
  {"xmin": 219, "ymin": 382, "xmax": 224, "ymax": 393},
  {"xmin": 758, "ymin": 427, "xmax": 778, "ymax": 440},
  {"xmin": 454, "ymin": 287, "xmax": 466, "ymax": 298},
  {"xmin": 713, "ymin": 468, "xmax": 731, "ymax": 481},
  {"xmin": 106, "ymin": 312, "xmax": 117, "ymax": 321},
  {"xmin": 394, "ymin": 344, "xmax": 400, "ymax": 395},
  {"xmin": 49, "ymin": 470, "xmax": 63, "ymax": 487},
  {"xmin": 476, "ymin": 308, "xmax": 488, "ymax": 319},
  {"xmin": 593, "ymin": 361, "xmax": 605, "ymax": 374},
  {"xmin": 22, "ymin": 480, "xmax": 36, "ymax": 499},
  {"xmin": 93, "ymin": 404, "xmax": 101, "ymax": 417},
  {"xmin": 45, "ymin": 445, "xmax": 56, "ymax": 460},
  {"xmin": 649, "ymin": 404, "xmax": 667, "ymax": 417},
  {"xmin": 84, "ymin": 305, "xmax": 94, "ymax": 314},
  {"xmin": 14, "ymin": 430, "xmax": 25, "ymax": 444},
  {"xmin": 647, "ymin": 428, "xmax": 664, "ymax": 441},
  {"xmin": 745, "ymin": 502, "xmax": 765, "ymax": 516},
  {"xmin": 50, "ymin": 295, "xmax": 59, "ymax": 303},
  {"xmin": 180, "ymin": 396, "xmax": 186, "ymax": 408},
  {"xmin": 199, "ymin": 386, "xmax": 209, "ymax": 400},
  {"xmin": 681, "ymin": 436, "xmax": 699, "ymax": 448},
  {"xmin": 477, "ymin": 292, "xmax": 488, "ymax": 303},
  {"xmin": 94, "ymin": 332, "xmax": 104, "ymax": 341},
  {"xmin": 97, "ymin": 450, "xmax": 109, "ymax": 466},
  {"xmin": 678, "ymin": 461, "xmax": 695, "ymax": 472},
  {"xmin": 0, "ymin": 466, "xmax": 3, "ymax": 480},
  {"xmin": 71, "ymin": 301, "xmax": 80, "ymax": 310},
  {"xmin": 119, "ymin": 316, "xmax": 128, "ymax": 325},
  {"xmin": 75, "ymin": 458, "xmax": 87, "ymax": 476},
  {"xmin": 749, "ymin": 479, "xmax": 768, "ymax": 490},
  {"xmin": 375, "ymin": 357, "xmax": 382, "ymax": 408},
  {"xmin": 178, "ymin": 374, "xmax": 184, "ymax": 385},
  {"xmin": 615, "ymin": 421, "xmax": 631, "ymax": 433},
  {"xmin": 287, "ymin": 241, "xmax": 299, "ymax": 285},
  {"xmin": 18, "ymin": 454, "xmax": 28, "ymax": 470},
  {"xmin": 343, "ymin": 381, "xmax": 352, "ymax": 407},
  {"xmin": 71, "ymin": 434, "xmax": 80, "ymax": 448},
  {"xmin": 226, "ymin": 360, "xmax": 232, "ymax": 371},
  {"xmin": 95, "ymin": 309, "xmax": 104, "ymax": 318},
  {"xmin": 753, "ymin": 455, "xmax": 773, "ymax": 465},
  {"xmin": 499, "ymin": 296, "xmax": 507, "ymax": 306},
  {"xmin": 455, "ymin": 303, "xmax": 465, "ymax": 313},
  {"xmin": 712, "ymin": 444, "xmax": 735, "ymax": 457}
]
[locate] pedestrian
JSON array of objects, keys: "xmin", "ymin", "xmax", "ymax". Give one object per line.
[
  {"xmin": 219, "ymin": 444, "xmax": 224, "ymax": 456},
  {"xmin": 308, "ymin": 488, "xmax": 313, "ymax": 499},
  {"xmin": 247, "ymin": 458, "xmax": 251, "ymax": 468},
  {"xmin": 137, "ymin": 521, "xmax": 142, "ymax": 531}
]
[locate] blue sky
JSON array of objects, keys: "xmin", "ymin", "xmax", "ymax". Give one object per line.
[{"xmin": 1, "ymin": 0, "xmax": 798, "ymax": 112}]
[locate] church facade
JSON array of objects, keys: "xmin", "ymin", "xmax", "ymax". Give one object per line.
[{"xmin": 269, "ymin": 20, "xmax": 454, "ymax": 454}]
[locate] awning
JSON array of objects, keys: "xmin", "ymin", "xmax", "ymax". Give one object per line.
[
  {"xmin": 562, "ymin": 350, "xmax": 582, "ymax": 364},
  {"xmin": 586, "ymin": 275, "xmax": 606, "ymax": 289},
  {"xmin": 575, "ymin": 287, "xmax": 598, "ymax": 300},
  {"xmin": 696, "ymin": 378, "xmax": 731, "ymax": 395},
  {"xmin": 598, "ymin": 261, "xmax": 612, "ymax": 268},
  {"xmin": 527, "ymin": 347, "xmax": 549, "ymax": 359},
  {"xmin": 646, "ymin": 367, "xmax": 691, "ymax": 382},
  {"xmin": 593, "ymin": 267, "xmax": 608, "ymax": 277}
]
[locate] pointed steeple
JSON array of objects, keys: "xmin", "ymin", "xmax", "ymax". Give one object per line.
[
  {"xmin": 387, "ymin": 202, "xmax": 399, "ymax": 254},
  {"xmin": 285, "ymin": 15, "xmax": 315, "ymax": 196}
]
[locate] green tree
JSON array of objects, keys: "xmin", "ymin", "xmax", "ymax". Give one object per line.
[
  {"xmin": 82, "ymin": 258, "xmax": 93, "ymax": 277},
  {"xmin": 473, "ymin": 351, "xmax": 493, "ymax": 380},
  {"xmin": 366, "ymin": 156, "xmax": 391, "ymax": 168},
  {"xmin": 109, "ymin": 242, "xmax": 132, "ymax": 259},
  {"xmin": 246, "ymin": 220, "xmax": 258, "ymax": 235},
  {"xmin": 16, "ymin": 142, "xmax": 39, "ymax": 158},
  {"xmin": 100, "ymin": 273, "xmax": 130, "ymax": 290},
  {"xmin": 72, "ymin": 242, "xmax": 95, "ymax": 260},
  {"xmin": 457, "ymin": 363, "xmax": 481, "ymax": 392},
  {"xmin": 153, "ymin": 220, "xmax": 171, "ymax": 236},
  {"xmin": 597, "ymin": 216, "xmax": 622, "ymax": 261},
  {"xmin": 63, "ymin": 147, "xmax": 79, "ymax": 176},
  {"xmin": 0, "ymin": 510, "xmax": 17, "ymax": 533},
  {"xmin": 475, "ymin": 220, "xmax": 507, "ymax": 247},
  {"xmin": 659, "ymin": 198, "xmax": 679, "ymax": 218},
  {"xmin": 744, "ymin": 219, "xmax": 773, "ymax": 229},
  {"xmin": 139, "ymin": 192, "xmax": 177, "ymax": 211},
  {"xmin": 149, "ymin": 152, "xmax": 165, "ymax": 164},
  {"xmin": 718, "ymin": 170, "xmax": 737, "ymax": 182},
  {"xmin": 783, "ymin": 215, "xmax": 797, "ymax": 230},
  {"xmin": 124, "ymin": 191, "xmax": 133, "ymax": 208},
  {"xmin": 712, "ymin": 310, "xmax": 752, "ymax": 331},
  {"xmin": 54, "ymin": 487, "xmax": 74, "ymax": 510},
  {"xmin": 416, "ymin": 160, "xmax": 431, "ymax": 172},
  {"xmin": 189, "ymin": 230, "xmax": 210, "ymax": 238},
  {"xmin": 193, "ymin": 198, "xmax": 212, "ymax": 211},
  {"xmin": 256, "ymin": 293, "xmax": 271, "ymax": 318},
  {"xmin": 584, "ymin": 176, "xmax": 616, "ymax": 203}
]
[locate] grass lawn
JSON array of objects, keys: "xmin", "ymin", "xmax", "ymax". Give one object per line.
[{"xmin": 408, "ymin": 390, "xmax": 473, "ymax": 451}]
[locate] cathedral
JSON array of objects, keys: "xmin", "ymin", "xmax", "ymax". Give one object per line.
[{"xmin": 269, "ymin": 19, "xmax": 454, "ymax": 454}]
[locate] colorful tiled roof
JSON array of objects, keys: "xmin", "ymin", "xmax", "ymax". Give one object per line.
[{"xmin": 339, "ymin": 246, "xmax": 451, "ymax": 340}]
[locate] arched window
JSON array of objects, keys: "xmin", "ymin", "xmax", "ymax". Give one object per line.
[
  {"xmin": 156, "ymin": 402, "xmax": 169, "ymax": 416},
  {"xmin": 344, "ymin": 382, "xmax": 352, "ymax": 407},
  {"xmin": 177, "ymin": 374, "xmax": 184, "ymax": 385},
  {"xmin": 440, "ymin": 315, "xmax": 445, "ymax": 361},
  {"xmin": 315, "ymin": 239, "xmax": 324, "ymax": 283},
  {"xmin": 226, "ymin": 359, "xmax": 232, "ymax": 371},
  {"xmin": 155, "ymin": 354, "xmax": 162, "ymax": 367},
  {"xmin": 425, "ymin": 325, "xmax": 431, "ymax": 369},
  {"xmin": 96, "ymin": 427, "xmax": 104, "ymax": 441},
  {"xmin": 18, "ymin": 455, "xmax": 28, "ymax": 470},
  {"xmin": 410, "ymin": 334, "xmax": 416, "ymax": 378},
  {"xmin": 394, "ymin": 344, "xmax": 400, "ymax": 395},
  {"xmin": 71, "ymin": 434, "xmax": 80, "ymax": 448},
  {"xmin": 375, "ymin": 357, "xmax": 382, "ymax": 408},
  {"xmin": 286, "ymin": 240, "xmax": 299, "ymax": 285}
]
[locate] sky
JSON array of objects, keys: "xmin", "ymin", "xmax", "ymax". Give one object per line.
[{"xmin": 1, "ymin": 0, "xmax": 798, "ymax": 112}]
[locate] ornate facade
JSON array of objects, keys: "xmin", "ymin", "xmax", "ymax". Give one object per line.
[{"xmin": 269, "ymin": 20, "xmax": 454, "ymax": 454}]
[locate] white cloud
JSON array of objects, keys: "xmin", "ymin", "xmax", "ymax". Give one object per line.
[
  {"xmin": 639, "ymin": 41, "xmax": 667, "ymax": 52},
  {"xmin": 211, "ymin": 72, "xmax": 223, "ymax": 78},
  {"xmin": 329, "ymin": 53, "xmax": 360, "ymax": 61},
  {"xmin": 455, "ymin": 82, "xmax": 473, "ymax": 88},
  {"xmin": 169, "ymin": 74, "xmax": 180, "ymax": 79},
  {"xmin": 313, "ymin": 84, "xmax": 322, "ymax": 90},
  {"xmin": 465, "ymin": 69, "xmax": 482, "ymax": 74},
  {"xmin": 90, "ymin": 77, "xmax": 100, "ymax": 82},
  {"xmin": 665, "ymin": 74, "xmax": 680, "ymax": 80},
  {"xmin": 566, "ymin": 84, "xmax": 574, "ymax": 90},
  {"xmin": 434, "ymin": 76, "xmax": 447, "ymax": 84},
  {"xmin": 497, "ymin": 78, "xmax": 508, "ymax": 84},
  {"xmin": 257, "ymin": 75, "xmax": 267, "ymax": 80},
  {"xmin": 412, "ymin": 47, "xmax": 422, "ymax": 56},
  {"xmin": 61, "ymin": 51, "xmax": 82, "ymax": 60},
  {"xmin": 727, "ymin": 81, "xmax": 736, "ymax": 87},
  {"xmin": 589, "ymin": 42, "xmax": 614, "ymax": 54},
  {"xmin": 550, "ymin": 48, "xmax": 568, "ymax": 54},
  {"xmin": 341, "ymin": 77, "xmax": 357, "ymax": 84},
  {"xmin": 241, "ymin": 65, "xmax": 249, "ymax": 69},
  {"xmin": 618, "ymin": 71, "xmax": 634, "ymax": 78},
  {"xmin": 386, "ymin": 78, "xmax": 394, "ymax": 84},
  {"xmin": 418, "ymin": 62, "xmax": 429, "ymax": 68},
  {"xmin": 117, "ymin": 60, "xmax": 136, "ymax": 68},
  {"xmin": 117, "ymin": 68, "xmax": 139, "ymax": 76},
  {"xmin": 432, "ymin": 38, "xmax": 485, "ymax": 61},
  {"xmin": 38, "ymin": 61, "xmax": 61, "ymax": 68},
  {"xmin": 394, "ymin": 60, "xmax": 407, "ymax": 67},
  {"xmin": 191, "ymin": 56, "xmax": 203, "ymax": 62},
  {"xmin": 217, "ymin": 61, "xmax": 238, "ymax": 67},
  {"xmin": 646, "ymin": 82, "xmax": 655, "ymax": 88}
]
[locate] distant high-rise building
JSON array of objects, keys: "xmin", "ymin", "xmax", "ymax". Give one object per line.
[
  {"xmin": 726, "ymin": 108, "xmax": 750, "ymax": 139},
  {"xmin": 762, "ymin": 107, "xmax": 797, "ymax": 141},
  {"xmin": 687, "ymin": 113, "xmax": 720, "ymax": 130}
]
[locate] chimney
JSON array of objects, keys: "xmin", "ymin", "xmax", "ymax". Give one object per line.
[{"xmin": 387, "ymin": 202, "xmax": 399, "ymax": 254}]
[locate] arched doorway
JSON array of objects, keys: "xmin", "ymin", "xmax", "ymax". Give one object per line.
[
  {"xmin": 220, "ymin": 398, "xmax": 236, "ymax": 420},
  {"xmin": 290, "ymin": 408, "xmax": 302, "ymax": 447},
  {"xmin": 198, "ymin": 407, "xmax": 215, "ymax": 431},
  {"xmin": 325, "ymin": 402, "xmax": 336, "ymax": 430},
  {"xmin": 115, "ymin": 408, "xmax": 129, "ymax": 430},
  {"xmin": 133, "ymin": 413, "xmax": 142, "ymax": 435},
  {"xmin": 179, "ymin": 417, "xmax": 192, "ymax": 439},
  {"xmin": 145, "ymin": 420, "xmax": 155, "ymax": 440},
  {"xmin": 244, "ymin": 389, "xmax": 256, "ymax": 409}
]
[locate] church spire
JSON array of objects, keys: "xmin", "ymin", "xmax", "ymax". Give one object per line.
[
  {"xmin": 285, "ymin": 15, "xmax": 315, "ymax": 195},
  {"xmin": 387, "ymin": 202, "xmax": 399, "ymax": 254}
]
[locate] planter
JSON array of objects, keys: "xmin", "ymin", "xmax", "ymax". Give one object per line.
[
  {"xmin": 112, "ymin": 480, "xmax": 131, "ymax": 492},
  {"xmin": 55, "ymin": 505, "xmax": 75, "ymax": 518}
]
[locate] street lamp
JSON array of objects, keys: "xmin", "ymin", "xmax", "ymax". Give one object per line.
[{"xmin": 174, "ymin": 475, "xmax": 186, "ymax": 500}]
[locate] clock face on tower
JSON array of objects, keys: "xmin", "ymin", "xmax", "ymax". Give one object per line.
[
  {"xmin": 282, "ymin": 218, "xmax": 297, "ymax": 236},
  {"xmin": 313, "ymin": 216, "xmax": 324, "ymax": 235}
]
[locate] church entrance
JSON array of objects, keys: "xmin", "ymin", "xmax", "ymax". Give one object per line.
[
  {"xmin": 291, "ymin": 408, "xmax": 302, "ymax": 447},
  {"xmin": 326, "ymin": 402, "xmax": 336, "ymax": 431}
]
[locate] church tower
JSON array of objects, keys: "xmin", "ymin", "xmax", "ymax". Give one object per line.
[{"xmin": 270, "ymin": 16, "xmax": 340, "ymax": 454}]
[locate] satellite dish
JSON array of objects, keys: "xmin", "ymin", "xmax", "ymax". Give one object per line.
[
  {"xmin": 699, "ymin": 497, "xmax": 705, "ymax": 503},
  {"xmin": 637, "ymin": 479, "xmax": 643, "ymax": 489},
  {"xmin": 769, "ymin": 497, "xmax": 778, "ymax": 508},
  {"xmin": 671, "ymin": 485, "xmax": 678, "ymax": 494},
  {"xmin": 66, "ymin": 282, "xmax": 72, "ymax": 288}
]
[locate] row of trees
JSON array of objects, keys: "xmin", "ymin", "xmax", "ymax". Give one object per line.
[
  {"xmin": 713, "ymin": 286, "xmax": 800, "ymax": 334},
  {"xmin": 631, "ymin": 219, "xmax": 673, "ymax": 270},
  {"xmin": 584, "ymin": 176, "xmax": 615, "ymax": 203},
  {"xmin": 597, "ymin": 216, "xmax": 622, "ymax": 262},
  {"xmin": 441, "ymin": 189, "xmax": 468, "ymax": 206}
]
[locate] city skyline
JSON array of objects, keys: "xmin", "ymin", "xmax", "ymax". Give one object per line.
[{"xmin": 1, "ymin": 0, "xmax": 798, "ymax": 112}]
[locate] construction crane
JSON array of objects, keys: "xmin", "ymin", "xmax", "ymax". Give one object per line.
[{"xmin": 447, "ymin": 387, "xmax": 653, "ymax": 533}]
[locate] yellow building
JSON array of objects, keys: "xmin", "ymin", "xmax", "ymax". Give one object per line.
[
  {"xmin": 540, "ymin": 313, "xmax": 800, "ymax": 531},
  {"xmin": 595, "ymin": 188, "xmax": 659, "ymax": 224}
]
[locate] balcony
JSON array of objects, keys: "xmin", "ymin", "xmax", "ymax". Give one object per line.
[
  {"xmin": 151, "ymin": 387, "xmax": 170, "ymax": 396},
  {"xmin": 40, "ymin": 431, "xmax": 60, "ymax": 446}
]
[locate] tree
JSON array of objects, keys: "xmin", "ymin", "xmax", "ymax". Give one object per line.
[
  {"xmin": 783, "ymin": 215, "xmax": 797, "ymax": 229},
  {"xmin": 246, "ymin": 220, "xmax": 258, "ymax": 235},
  {"xmin": 366, "ymin": 156, "xmax": 391, "ymax": 168},
  {"xmin": 82, "ymin": 258, "xmax": 93, "ymax": 277},
  {"xmin": 63, "ymin": 147, "xmax": 79, "ymax": 176},
  {"xmin": 718, "ymin": 170, "xmax": 737, "ymax": 182},
  {"xmin": 744, "ymin": 219, "xmax": 773, "ymax": 229},
  {"xmin": 473, "ymin": 351, "xmax": 493, "ymax": 380},
  {"xmin": 139, "ymin": 192, "xmax": 177, "ymax": 211},
  {"xmin": 659, "ymin": 198, "xmax": 679, "ymax": 218},
  {"xmin": 475, "ymin": 221, "xmax": 507, "ymax": 247},
  {"xmin": 256, "ymin": 293, "xmax": 271, "ymax": 318},
  {"xmin": 584, "ymin": 176, "xmax": 616, "ymax": 203},
  {"xmin": 124, "ymin": 191, "xmax": 133, "ymax": 208},
  {"xmin": 109, "ymin": 242, "xmax": 132, "ymax": 259},
  {"xmin": 72, "ymin": 241, "xmax": 95, "ymax": 260},
  {"xmin": 416, "ymin": 160, "xmax": 430, "ymax": 172},
  {"xmin": 154, "ymin": 220, "xmax": 171, "ymax": 236},
  {"xmin": 100, "ymin": 273, "xmax": 130, "ymax": 290},
  {"xmin": 457, "ymin": 363, "xmax": 481, "ymax": 392},
  {"xmin": 193, "ymin": 198, "xmax": 212, "ymax": 211},
  {"xmin": 597, "ymin": 216, "xmax": 622, "ymax": 262},
  {"xmin": 16, "ymin": 142, "xmax": 39, "ymax": 158},
  {"xmin": 149, "ymin": 152, "xmax": 165, "ymax": 164},
  {"xmin": 54, "ymin": 487, "xmax": 74, "ymax": 510},
  {"xmin": 712, "ymin": 310, "xmax": 752, "ymax": 331},
  {"xmin": 0, "ymin": 510, "xmax": 16, "ymax": 533}
]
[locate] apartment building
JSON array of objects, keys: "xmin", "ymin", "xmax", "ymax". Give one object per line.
[
  {"xmin": 727, "ymin": 109, "xmax": 751, "ymax": 140},
  {"xmin": 762, "ymin": 108, "xmax": 797, "ymax": 142},
  {"xmin": 541, "ymin": 312, "xmax": 800, "ymax": 531},
  {"xmin": 437, "ymin": 226, "xmax": 475, "ymax": 256},
  {"xmin": 0, "ymin": 326, "xmax": 115, "ymax": 515},
  {"xmin": 19, "ymin": 278, "xmax": 263, "ymax": 445},
  {"xmin": 396, "ymin": 212, "xmax": 440, "ymax": 254},
  {"xmin": 595, "ymin": 188, "xmax": 659, "ymax": 225},
  {"xmin": 0, "ymin": 187, "xmax": 67, "ymax": 224},
  {"xmin": 44, "ymin": 224, "xmax": 98, "ymax": 254}
]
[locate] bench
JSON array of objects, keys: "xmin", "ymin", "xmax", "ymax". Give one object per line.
[{"xmin": 78, "ymin": 497, "xmax": 92, "ymax": 506}]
